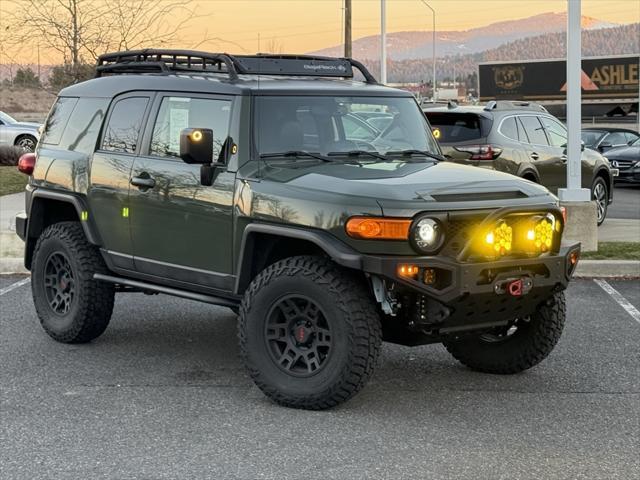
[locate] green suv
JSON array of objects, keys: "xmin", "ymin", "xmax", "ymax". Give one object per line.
[
  {"xmin": 16, "ymin": 50, "xmax": 580, "ymax": 410},
  {"xmin": 424, "ymin": 102, "xmax": 615, "ymax": 225}
]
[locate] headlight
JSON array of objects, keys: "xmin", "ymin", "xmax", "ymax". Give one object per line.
[
  {"xmin": 410, "ymin": 217, "xmax": 445, "ymax": 253},
  {"xmin": 483, "ymin": 221, "xmax": 513, "ymax": 255}
]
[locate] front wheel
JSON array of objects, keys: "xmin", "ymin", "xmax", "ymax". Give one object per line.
[
  {"xmin": 443, "ymin": 292, "xmax": 565, "ymax": 374},
  {"xmin": 591, "ymin": 176, "xmax": 608, "ymax": 226},
  {"xmin": 238, "ymin": 256, "xmax": 382, "ymax": 410}
]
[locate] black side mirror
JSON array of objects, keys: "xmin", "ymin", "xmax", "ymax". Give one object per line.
[
  {"xmin": 180, "ymin": 128, "xmax": 214, "ymax": 164},
  {"xmin": 598, "ymin": 142, "xmax": 612, "ymax": 152}
]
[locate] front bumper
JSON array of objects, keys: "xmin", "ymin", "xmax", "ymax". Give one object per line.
[
  {"xmin": 615, "ymin": 166, "xmax": 640, "ymax": 184},
  {"xmin": 361, "ymin": 242, "xmax": 580, "ymax": 329}
]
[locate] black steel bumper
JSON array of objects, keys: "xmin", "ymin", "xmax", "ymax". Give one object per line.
[{"xmin": 361, "ymin": 242, "xmax": 581, "ymax": 329}]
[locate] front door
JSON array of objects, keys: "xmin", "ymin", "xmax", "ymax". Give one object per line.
[{"xmin": 128, "ymin": 94, "xmax": 236, "ymax": 292}]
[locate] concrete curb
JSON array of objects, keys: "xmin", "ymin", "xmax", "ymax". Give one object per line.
[
  {"xmin": 0, "ymin": 258, "xmax": 28, "ymax": 274},
  {"xmin": 575, "ymin": 260, "xmax": 640, "ymax": 279},
  {"xmin": 1, "ymin": 257, "xmax": 638, "ymax": 278}
]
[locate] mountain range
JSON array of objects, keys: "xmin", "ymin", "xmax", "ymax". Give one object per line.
[{"xmin": 310, "ymin": 12, "xmax": 620, "ymax": 60}]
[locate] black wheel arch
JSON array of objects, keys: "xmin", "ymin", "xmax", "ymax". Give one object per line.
[
  {"xmin": 25, "ymin": 190, "xmax": 102, "ymax": 269},
  {"xmin": 234, "ymin": 223, "xmax": 363, "ymax": 295}
]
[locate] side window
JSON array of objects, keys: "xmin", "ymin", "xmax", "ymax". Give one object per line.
[
  {"xmin": 150, "ymin": 96, "xmax": 231, "ymax": 160},
  {"xmin": 519, "ymin": 116, "xmax": 548, "ymax": 146},
  {"xmin": 500, "ymin": 117, "xmax": 520, "ymax": 141},
  {"xmin": 42, "ymin": 97, "xmax": 78, "ymax": 145},
  {"xmin": 102, "ymin": 97, "xmax": 149, "ymax": 153},
  {"xmin": 59, "ymin": 98, "xmax": 110, "ymax": 154},
  {"xmin": 540, "ymin": 117, "xmax": 567, "ymax": 148}
]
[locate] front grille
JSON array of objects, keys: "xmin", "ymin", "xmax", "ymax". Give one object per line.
[{"xmin": 441, "ymin": 216, "xmax": 483, "ymax": 257}]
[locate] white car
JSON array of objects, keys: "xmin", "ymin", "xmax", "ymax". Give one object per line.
[{"xmin": 0, "ymin": 111, "xmax": 42, "ymax": 152}]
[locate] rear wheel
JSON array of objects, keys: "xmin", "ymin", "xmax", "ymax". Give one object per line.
[
  {"xmin": 591, "ymin": 176, "xmax": 608, "ymax": 225},
  {"xmin": 15, "ymin": 134, "xmax": 37, "ymax": 152},
  {"xmin": 238, "ymin": 256, "xmax": 382, "ymax": 410},
  {"xmin": 31, "ymin": 222, "xmax": 115, "ymax": 343},
  {"xmin": 443, "ymin": 292, "xmax": 565, "ymax": 374}
]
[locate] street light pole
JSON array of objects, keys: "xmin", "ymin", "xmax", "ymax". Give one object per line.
[
  {"xmin": 381, "ymin": 0, "xmax": 387, "ymax": 83},
  {"xmin": 419, "ymin": 1, "xmax": 436, "ymax": 102}
]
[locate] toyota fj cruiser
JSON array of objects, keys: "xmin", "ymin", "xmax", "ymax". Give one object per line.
[{"xmin": 16, "ymin": 50, "xmax": 581, "ymax": 410}]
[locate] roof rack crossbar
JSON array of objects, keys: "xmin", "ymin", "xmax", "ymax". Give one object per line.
[{"xmin": 95, "ymin": 49, "xmax": 377, "ymax": 83}]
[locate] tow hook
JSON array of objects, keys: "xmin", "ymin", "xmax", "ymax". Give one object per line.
[{"xmin": 494, "ymin": 277, "xmax": 533, "ymax": 296}]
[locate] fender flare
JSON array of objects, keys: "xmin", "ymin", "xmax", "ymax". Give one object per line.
[
  {"xmin": 27, "ymin": 189, "xmax": 102, "ymax": 245},
  {"xmin": 234, "ymin": 223, "xmax": 363, "ymax": 294}
]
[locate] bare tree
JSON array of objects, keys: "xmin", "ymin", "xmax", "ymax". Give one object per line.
[
  {"xmin": 264, "ymin": 38, "xmax": 284, "ymax": 55},
  {"xmin": 4, "ymin": 0, "xmax": 241, "ymax": 84}
]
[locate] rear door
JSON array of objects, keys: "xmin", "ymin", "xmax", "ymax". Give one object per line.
[
  {"xmin": 89, "ymin": 93, "xmax": 152, "ymax": 269},
  {"xmin": 518, "ymin": 115, "xmax": 564, "ymax": 192},
  {"xmin": 128, "ymin": 93, "xmax": 236, "ymax": 292}
]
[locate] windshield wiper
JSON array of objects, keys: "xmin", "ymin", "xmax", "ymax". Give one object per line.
[
  {"xmin": 386, "ymin": 149, "xmax": 446, "ymax": 162},
  {"xmin": 260, "ymin": 150, "xmax": 332, "ymax": 162},
  {"xmin": 327, "ymin": 150, "xmax": 388, "ymax": 161}
]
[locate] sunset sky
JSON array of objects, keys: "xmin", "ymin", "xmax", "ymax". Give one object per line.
[{"xmin": 1, "ymin": 0, "xmax": 638, "ymax": 63}]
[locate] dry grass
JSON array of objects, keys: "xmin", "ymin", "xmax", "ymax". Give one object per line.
[
  {"xmin": 0, "ymin": 166, "xmax": 28, "ymax": 196},
  {"xmin": 0, "ymin": 87, "xmax": 56, "ymax": 121}
]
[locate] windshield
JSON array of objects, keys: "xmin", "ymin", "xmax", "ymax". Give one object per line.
[
  {"xmin": 255, "ymin": 96, "xmax": 439, "ymax": 158},
  {"xmin": 0, "ymin": 111, "xmax": 17, "ymax": 124},
  {"xmin": 581, "ymin": 131, "xmax": 605, "ymax": 146}
]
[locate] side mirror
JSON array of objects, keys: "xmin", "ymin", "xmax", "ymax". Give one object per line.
[
  {"xmin": 180, "ymin": 128, "xmax": 214, "ymax": 164},
  {"xmin": 598, "ymin": 142, "xmax": 612, "ymax": 152},
  {"xmin": 581, "ymin": 140, "xmax": 585, "ymax": 152}
]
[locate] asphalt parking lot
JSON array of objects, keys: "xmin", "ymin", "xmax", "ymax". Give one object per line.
[
  {"xmin": 1, "ymin": 275, "xmax": 638, "ymax": 479},
  {"xmin": 610, "ymin": 184, "xmax": 640, "ymax": 220}
]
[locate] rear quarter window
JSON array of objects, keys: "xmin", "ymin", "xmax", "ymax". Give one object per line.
[
  {"xmin": 41, "ymin": 97, "xmax": 78, "ymax": 145},
  {"xmin": 425, "ymin": 112, "xmax": 489, "ymax": 143},
  {"xmin": 59, "ymin": 98, "xmax": 110, "ymax": 154}
]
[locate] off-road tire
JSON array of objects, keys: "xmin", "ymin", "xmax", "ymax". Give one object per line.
[
  {"xmin": 238, "ymin": 256, "xmax": 382, "ymax": 410},
  {"xmin": 443, "ymin": 292, "xmax": 565, "ymax": 374},
  {"xmin": 31, "ymin": 221, "xmax": 115, "ymax": 343}
]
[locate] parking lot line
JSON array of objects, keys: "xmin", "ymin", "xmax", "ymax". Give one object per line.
[
  {"xmin": 594, "ymin": 279, "xmax": 640, "ymax": 324},
  {"xmin": 0, "ymin": 277, "xmax": 30, "ymax": 296}
]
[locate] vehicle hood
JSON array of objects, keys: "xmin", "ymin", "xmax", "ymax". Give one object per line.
[
  {"xmin": 604, "ymin": 145, "xmax": 640, "ymax": 159},
  {"xmin": 260, "ymin": 160, "xmax": 555, "ymax": 213}
]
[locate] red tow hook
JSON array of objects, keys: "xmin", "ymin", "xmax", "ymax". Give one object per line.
[{"xmin": 507, "ymin": 279, "xmax": 524, "ymax": 297}]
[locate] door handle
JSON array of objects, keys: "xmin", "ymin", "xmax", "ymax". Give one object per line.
[
  {"xmin": 130, "ymin": 174, "xmax": 156, "ymax": 189},
  {"xmin": 530, "ymin": 152, "xmax": 539, "ymax": 160}
]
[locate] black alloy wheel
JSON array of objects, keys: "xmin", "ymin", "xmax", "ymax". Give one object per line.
[
  {"xmin": 43, "ymin": 252, "xmax": 76, "ymax": 315},
  {"xmin": 265, "ymin": 294, "xmax": 333, "ymax": 377}
]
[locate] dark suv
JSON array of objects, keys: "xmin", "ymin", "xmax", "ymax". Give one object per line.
[
  {"xmin": 16, "ymin": 50, "xmax": 580, "ymax": 410},
  {"xmin": 424, "ymin": 101, "xmax": 615, "ymax": 224}
]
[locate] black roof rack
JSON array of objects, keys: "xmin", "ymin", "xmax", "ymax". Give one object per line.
[{"xmin": 95, "ymin": 49, "xmax": 378, "ymax": 84}]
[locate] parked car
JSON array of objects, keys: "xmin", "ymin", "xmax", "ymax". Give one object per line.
[
  {"xmin": 581, "ymin": 127, "xmax": 640, "ymax": 154},
  {"xmin": 424, "ymin": 101, "xmax": 615, "ymax": 225},
  {"xmin": 15, "ymin": 50, "xmax": 579, "ymax": 410},
  {"xmin": 0, "ymin": 111, "xmax": 41, "ymax": 152},
  {"xmin": 605, "ymin": 137, "xmax": 640, "ymax": 184}
]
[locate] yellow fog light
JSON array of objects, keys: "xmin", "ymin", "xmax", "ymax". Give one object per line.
[
  {"xmin": 485, "ymin": 222, "xmax": 512, "ymax": 255},
  {"xmin": 533, "ymin": 218, "xmax": 554, "ymax": 251}
]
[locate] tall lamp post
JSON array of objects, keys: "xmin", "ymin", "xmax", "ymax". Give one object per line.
[
  {"xmin": 381, "ymin": 0, "xmax": 387, "ymax": 83},
  {"xmin": 419, "ymin": 0, "xmax": 436, "ymax": 101}
]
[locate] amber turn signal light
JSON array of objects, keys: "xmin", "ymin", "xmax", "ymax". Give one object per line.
[
  {"xmin": 398, "ymin": 264, "xmax": 419, "ymax": 277},
  {"xmin": 345, "ymin": 217, "xmax": 410, "ymax": 240}
]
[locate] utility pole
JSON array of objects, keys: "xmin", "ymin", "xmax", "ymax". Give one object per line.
[
  {"xmin": 420, "ymin": 1, "xmax": 436, "ymax": 101},
  {"xmin": 344, "ymin": 0, "xmax": 352, "ymax": 58},
  {"xmin": 380, "ymin": 0, "xmax": 387, "ymax": 83}
]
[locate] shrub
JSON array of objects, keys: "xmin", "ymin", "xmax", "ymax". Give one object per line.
[{"xmin": 0, "ymin": 145, "xmax": 24, "ymax": 166}]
